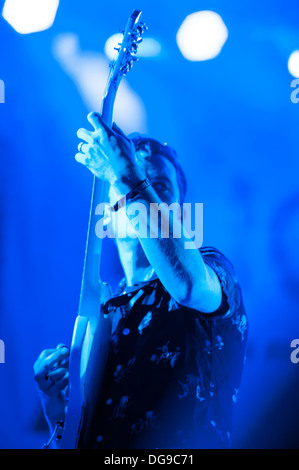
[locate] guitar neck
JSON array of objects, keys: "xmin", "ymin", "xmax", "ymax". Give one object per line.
[
  {"xmin": 78, "ymin": 8, "xmax": 144, "ymax": 307},
  {"xmin": 79, "ymin": 88, "xmax": 117, "ymax": 301}
]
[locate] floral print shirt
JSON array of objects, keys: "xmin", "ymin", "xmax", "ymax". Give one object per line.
[{"xmin": 79, "ymin": 247, "xmax": 248, "ymax": 449}]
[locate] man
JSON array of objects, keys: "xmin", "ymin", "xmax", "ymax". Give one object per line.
[{"xmin": 34, "ymin": 112, "xmax": 248, "ymax": 449}]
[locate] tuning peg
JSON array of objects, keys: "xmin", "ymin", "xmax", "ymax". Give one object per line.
[
  {"xmin": 131, "ymin": 36, "xmax": 143, "ymax": 45},
  {"xmin": 137, "ymin": 22, "xmax": 148, "ymax": 35},
  {"xmin": 120, "ymin": 63, "xmax": 129, "ymax": 75},
  {"xmin": 121, "ymin": 58, "xmax": 135, "ymax": 75},
  {"xmin": 130, "ymin": 42, "xmax": 138, "ymax": 53}
]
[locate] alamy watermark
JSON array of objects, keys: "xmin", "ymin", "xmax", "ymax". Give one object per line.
[
  {"xmin": 0, "ymin": 80, "xmax": 4, "ymax": 103},
  {"xmin": 0, "ymin": 339, "xmax": 4, "ymax": 364},
  {"xmin": 290, "ymin": 339, "xmax": 299, "ymax": 364},
  {"xmin": 94, "ymin": 200, "xmax": 204, "ymax": 249},
  {"xmin": 290, "ymin": 79, "xmax": 299, "ymax": 103}
]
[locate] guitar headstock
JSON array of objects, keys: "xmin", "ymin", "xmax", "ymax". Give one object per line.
[
  {"xmin": 110, "ymin": 9, "xmax": 147, "ymax": 79},
  {"xmin": 101, "ymin": 10, "xmax": 147, "ymax": 124}
]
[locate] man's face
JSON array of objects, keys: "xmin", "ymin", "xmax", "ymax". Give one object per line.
[
  {"xmin": 139, "ymin": 153, "xmax": 181, "ymax": 205},
  {"xmin": 108, "ymin": 152, "xmax": 181, "ymax": 240}
]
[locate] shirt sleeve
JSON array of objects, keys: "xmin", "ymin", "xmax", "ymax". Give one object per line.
[{"xmin": 197, "ymin": 246, "xmax": 244, "ymax": 320}]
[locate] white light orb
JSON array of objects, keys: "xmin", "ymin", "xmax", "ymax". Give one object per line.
[
  {"xmin": 176, "ymin": 10, "xmax": 228, "ymax": 61},
  {"xmin": 288, "ymin": 50, "xmax": 299, "ymax": 78},
  {"xmin": 2, "ymin": 0, "xmax": 59, "ymax": 34}
]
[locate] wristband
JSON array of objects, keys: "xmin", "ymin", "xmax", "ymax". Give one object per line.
[{"xmin": 112, "ymin": 178, "xmax": 151, "ymax": 212}]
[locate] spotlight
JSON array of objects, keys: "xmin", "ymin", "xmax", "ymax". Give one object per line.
[
  {"xmin": 176, "ymin": 10, "xmax": 228, "ymax": 61},
  {"xmin": 2, "ymin": 0, "xmax": 59, "ymax": 34},
  {"xmin": 288, "ymin": 50, "xmax": 299, "ymax": 78}
]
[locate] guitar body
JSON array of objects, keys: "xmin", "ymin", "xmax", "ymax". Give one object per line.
[{"xmin": 59, "ymin": 10, "xmax": 146, "ymax": 449}]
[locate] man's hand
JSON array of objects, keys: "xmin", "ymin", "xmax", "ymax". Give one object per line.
[
  {"xmin": 76, "ymin": 112, "xmax": 144, "ymax": 193},
  {"xmin": 34, "ymin": 344, "xmax": 69, "ymax": 428}
]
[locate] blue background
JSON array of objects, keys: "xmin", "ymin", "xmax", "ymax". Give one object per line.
[{"xmin": 0, "ymin": 0, "xmax": 299, "ymax": 448}]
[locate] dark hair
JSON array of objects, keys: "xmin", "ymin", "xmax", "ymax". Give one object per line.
[{"xmin": 129, "ymin": 133, "xmax": 187, "ymax": 204}]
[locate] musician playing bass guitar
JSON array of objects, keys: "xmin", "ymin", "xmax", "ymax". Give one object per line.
[{"xmin": 34, "ymin": 112, "xmax": 248, "ymax": 449}]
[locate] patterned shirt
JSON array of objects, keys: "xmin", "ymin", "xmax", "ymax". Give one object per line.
[{"xmin": 79, "ymin": 246, "xmax": 248, "ymax": 449}]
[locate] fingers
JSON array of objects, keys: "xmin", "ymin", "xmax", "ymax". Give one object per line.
[
  {"xmin": 77, "ymin": 113, "xmax": 110, "ymax": 158},
  {"xmin": 77, "ymin": 141, "xmax": 89, "ymax": 153},
  {"xmin": 79, "ymin": 112, "xmax": 127, "ymax": 147},
  {"xmin": 75, "ymin": 112, "xmax": 129, "ymax": 179},
  {"xmin": 43, "ymin": 347, "xmax": 69, "ymax": 371},
  {"xmin": 91, "ymin": 116, "xmax": 129, "ymax": 147},
  {"xmin": 34, "ymin": 348, "xmax": 56, "ymax": 375},
  {"xmin": 108, "ymin": 135, "xmax": 119, "ymax": 151},
  {"xmin": 34, "ymin": 345, "xmax": 69, "ymax": 384},
  {"xmin": 46, "ymin": 369, "xmax": 69, "ymax": 392},
  {"xmin": 75, "ymin": 149, "xmax": 107, "ymax": 178},
  {"xmin": 77, "ymin": 127, "xmax": 94, "ymax": 144},
  {"xmin": 75, "ymin": 151, "xmax": 91, "ymax": 167},
  {"xmin": 44, "ymin": 370, "xmax": 69, "ymax": 398},
  {"xmin": 87, "ymin": 111, "xmax": 110, "ymax": 133},
  {"xmin": 49, "ymin": 367, "xmax": 68, "ymax": 382},
  {"xmin": 77, "ymin": 112, "xmax": 111, "ymax": 149},
  {"xmin": 57, "ymin": 372, "xmax": 69, "ymax": 390},
  {"xmin": 87, "ymin": 112, "xmax": 116, "ymax": 147}
]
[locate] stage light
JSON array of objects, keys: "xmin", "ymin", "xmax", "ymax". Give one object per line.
[
  {"xmin": 288, "ymin": 50, "xmax": 299, "ymax": 78},
  {"xmin": 104, "ymin": 33, "xmax": 161, "ymax": 61},
  {"xmin": 2, "ymin": 0, "xmax": 59, "ymax": 34},
  {"xmin": 176, "ymin": 10, "xmax": 228, "ymax": 61}
]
